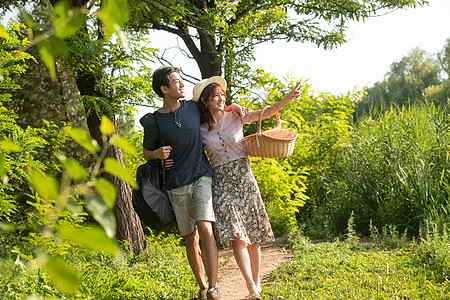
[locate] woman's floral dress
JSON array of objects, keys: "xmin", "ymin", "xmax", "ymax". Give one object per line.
[{"xmin": 201, "ymin": 111, "xmax": 274, "ymax": 249}]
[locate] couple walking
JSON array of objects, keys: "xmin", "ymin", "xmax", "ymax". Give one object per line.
[{"xmin": 140, "ymin": 67, "xmax": 300, "ymax": 300}]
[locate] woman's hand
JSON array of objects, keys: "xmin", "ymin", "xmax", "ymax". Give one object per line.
[
  {"xmin": 286, "ymin": 81, "xmax": 302, "ymax": 101},
  {"xmin": 247, "ymin": 81, "xmax": 302, "ymax": 123},
  {"xmin": 225, "ymin": 103, "xmax": 249, "ymax": 119}
]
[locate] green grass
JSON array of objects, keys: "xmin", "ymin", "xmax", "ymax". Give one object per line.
[
  {"xmin": 2, "ymin": 225, "xmax": 449, "ymax": 299},
  {"xmin": 262, "ymin": 232, "xmax": 450, "ymax": 299},
  {"xmin": 1, "ymin": 233, "xmax": 199, "ymax": 299}
]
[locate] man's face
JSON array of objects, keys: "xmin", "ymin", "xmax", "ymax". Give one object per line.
[{"xmin": 165, "ymin": 72, "xmax": 185, "ymax": 99}]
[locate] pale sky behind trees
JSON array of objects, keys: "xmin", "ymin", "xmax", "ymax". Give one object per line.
[{"xmin": 251, "ymin": 0, "xmax": 450, "ymax": 95}]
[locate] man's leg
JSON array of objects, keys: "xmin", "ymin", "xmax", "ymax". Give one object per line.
[
  {"xmin": 185, "ymin": 229, "xmax": 208, "ymax": 290},
  {"xmin": 196, "ymin": 220, "xmax": 218, "ymax": 288}
]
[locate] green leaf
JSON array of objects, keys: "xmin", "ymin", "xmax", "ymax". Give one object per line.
[
  {"xmin": 59, "ymin": 156, "xmax": 88, "ymax": 181},
  {"xmin": 66, "ymin": 198, "xmax": 84, "ymax": 218},
  {"xmin": 0, "ymin": 154, "xmax": 6, "ymax": 177},
  {"xmin": 53, "ymin": 1, "xmax": 86, "ymax": 39},
  {"xmin": 19, "ymin": 9, "xmax": 35, "ymax": 29},
  {"xmin": 36, "ymin": 36, "xmax": 68, "ymax": 79},
  {"xmin": 0, "ymin": 222, "xmax": 15, "ymax": 232},
  {"xmin": 85, "ymin": 194, "xmax": 116, "ymax": 238},
  {"xmin": 28, "ymin": 169, "xmax": 59, "ymax": 200},
  {"xmin": 103, "ymin": 157, "xmax": 137, "ymax": 188},
  {"xmin": 100, "ymin": 116, "xmax": 114, "ymax": 135},
  {"xmin": 0, "ymin": 24, "xmax": 11, "ymax": 40},
  {"xmin": 44, "ymin": 257, "xmax": 79, "ymax": 293},
  {"xmin": 0, "ymin": 140, "xmax": 22, "ymax": 152},
  {"xmin": 58, "ymin": 223, "xmax": 118, "ymax": 256},
  {"xmin": 110, "ymin": 136, "xmax": 137, "ymax": 155},
  {"xmin": 64, "ymin": 127, "xmax": 99, "ymax": 154},
  {"xmin": 36, "ymin": 42, "xmax": 55, "ymax": 78},
  {"xmin": 94, "ymin": 177, "xmax": 116, "ymax": 208},
  {"xmin": 97, "ymin": 0, "xmax": 129, "ymax": 39}
]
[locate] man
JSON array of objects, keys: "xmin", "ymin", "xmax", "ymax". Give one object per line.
[{"xmin": 141, "ymin": 66, "xmax": 237, "ymax": 300}]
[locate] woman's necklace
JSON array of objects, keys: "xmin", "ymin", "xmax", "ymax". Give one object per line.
[{"xmin": 168, "ymin": 110, "xmax": 182, "ymax": 128}]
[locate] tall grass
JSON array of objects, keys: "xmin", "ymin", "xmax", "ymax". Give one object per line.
[{"xmin": 318, "ymin": 102, "xmax": 450, "ymax": 236}]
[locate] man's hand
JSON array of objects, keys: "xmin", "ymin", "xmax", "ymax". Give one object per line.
[{"xmin": 143, "ymin": 145, "xmax": 172, "ymax": 161}]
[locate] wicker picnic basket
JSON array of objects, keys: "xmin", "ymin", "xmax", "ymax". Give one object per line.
[{"xmin": 242, "ymin": 106, "xmax": 297, "ymax": 158}]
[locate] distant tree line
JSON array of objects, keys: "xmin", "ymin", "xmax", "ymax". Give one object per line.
[{"xmin": 354, "ymin": 40, "xmax": 450, "ymax": 121}]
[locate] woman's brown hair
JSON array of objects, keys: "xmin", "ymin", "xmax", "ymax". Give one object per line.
[{"xmin": 198, "ymin": 83, "xmax": 226, "ymax": 130}]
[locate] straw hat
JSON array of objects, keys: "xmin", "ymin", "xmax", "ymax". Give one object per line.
[{"xmin": 192, "ymin": 76, "xmax": 227, "ymax": 102}]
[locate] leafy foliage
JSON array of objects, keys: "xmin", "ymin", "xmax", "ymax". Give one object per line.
[
  {"xmin": 1, "ymin": 234, "xmax": 198, "ymax": 299},
  {"xmin": 415, "ymin": 222, "xmax": 450, "ymax": 283},
  {"xmin": 251, "ymin": 157, "xmax": 308, "ymax": 236}
]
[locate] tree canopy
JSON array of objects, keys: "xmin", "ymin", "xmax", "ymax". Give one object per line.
[{"xmin": 127, "ymin": 0, "xmax": 428, "ymax": 102}]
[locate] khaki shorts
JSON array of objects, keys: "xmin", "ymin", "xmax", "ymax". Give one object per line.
[{"xmin": 167, "ymin": 176, "xmax": 215, "ymax": 236}]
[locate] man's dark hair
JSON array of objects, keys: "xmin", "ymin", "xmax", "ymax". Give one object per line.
[{"xmin": 152, "ymin": 66, "xmax": 181, "ymax": 98}]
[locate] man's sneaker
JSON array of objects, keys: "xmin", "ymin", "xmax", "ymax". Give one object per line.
[
  {"xmin": 207, "ymin": 286, "xmax": 221, "ymax": 300},
  {"xmin": 198, "ymin": 288, "xmax": 208, "ymax": 300}
]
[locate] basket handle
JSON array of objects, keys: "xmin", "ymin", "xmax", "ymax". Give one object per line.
[{"xmin": 257, "ymin": 106, "xmax": 281, "ymax": 136}]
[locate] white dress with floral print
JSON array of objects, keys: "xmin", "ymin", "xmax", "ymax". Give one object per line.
[{"xmin": 201, "ymin": 112, "xmax": 274, "ymax": 248}]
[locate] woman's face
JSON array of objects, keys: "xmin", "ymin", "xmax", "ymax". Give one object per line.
[{"xmin": 207, "ymin": 86, "xmax": 226, "ymax": 112}]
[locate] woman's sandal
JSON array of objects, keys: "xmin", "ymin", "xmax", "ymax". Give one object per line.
[{"xmin": 246, "ymin": 292, "xmax": 261, "ymax": 300}]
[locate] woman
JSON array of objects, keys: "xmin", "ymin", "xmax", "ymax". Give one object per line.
[{"xmin": 192, "ymin": 76, "xmax": 301, "ymax": 300}]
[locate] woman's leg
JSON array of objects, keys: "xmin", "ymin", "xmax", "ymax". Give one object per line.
[
  {"xmin": 232, "ymin": 239, "xmax": 258, "ymax": 295},
  {"xmin": 247, "ymin": 243, "xmax": 261, "ymax": 291}
]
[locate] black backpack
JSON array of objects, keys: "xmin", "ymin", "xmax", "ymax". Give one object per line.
[{"xmin": 132, "ymin": 159, "xmax": 176, "ymax": 231}]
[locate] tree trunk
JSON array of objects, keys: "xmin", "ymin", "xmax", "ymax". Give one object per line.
[
  {"xmin": 77, "ymin": 73, "xmax": 148, "ymax": 256},
  {"xmin": 48, "ymin": 0, "xmax": 148, "ymax": 256}
]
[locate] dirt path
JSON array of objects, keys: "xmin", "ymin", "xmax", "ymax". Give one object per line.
[{"xmin": 217, "ymin": 237, "xmax": 293, "ymax": 300}]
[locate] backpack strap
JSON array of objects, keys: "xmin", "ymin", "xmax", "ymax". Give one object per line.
[{"xmin": 152, "ymin": 113, "xmax": 168, "ymax": 191}]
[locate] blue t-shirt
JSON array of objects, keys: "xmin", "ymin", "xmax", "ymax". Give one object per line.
[{"xmin": 140, "ymin": 100, "xmax": 212, "ymax": 190}]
